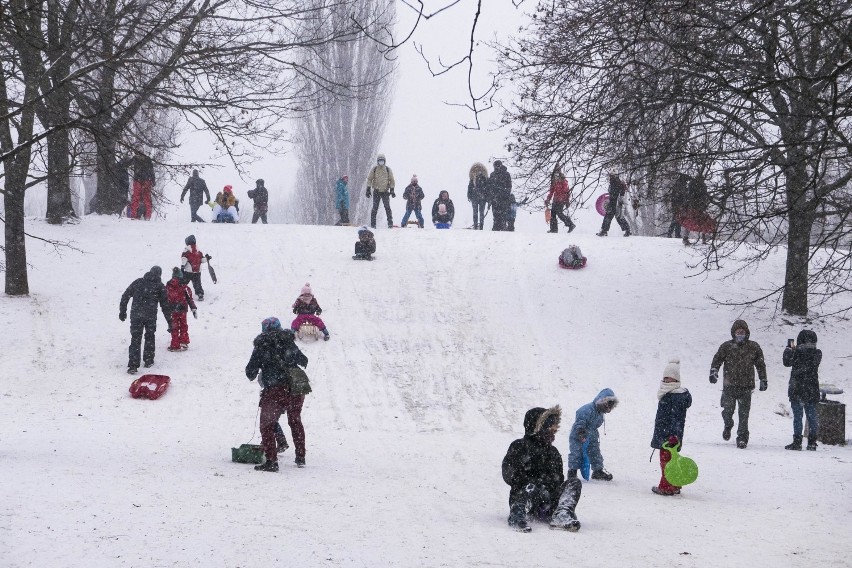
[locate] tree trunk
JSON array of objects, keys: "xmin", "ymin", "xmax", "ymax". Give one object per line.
[
  {"xmin": 92, "ymin": 136, "xmax": 125, "ymax": 215},
  {"xmin": 4, "ymin": 159, "xmax": 30, "ymax": 296},
  {"xmin": 782, "ymin": 168, "xmax": 812, "ymax": 316},
  {"xmin": 46, "ymin": 127, "xmax": 77, "ymax": 224}
]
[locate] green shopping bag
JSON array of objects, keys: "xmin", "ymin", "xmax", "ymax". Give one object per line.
[{"xmin": 662, "ymin": 440, "xmax": 699, "ymax": 486}]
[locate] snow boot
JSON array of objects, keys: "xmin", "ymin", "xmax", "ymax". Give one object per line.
[
  {"xmin": 127, "ymin": 367, "xmax": 138, "ymax": 375},
  {"xmin": 167, "ymin": 346, "xmax": 181, "ymax": 352},
  {"xmin": 295, "ymin": 456, "xmax": 306, "ymax": 468},
  {"xmin": 275, "ymin": 434, "xmax": 289, "ymax": 453},
  {"xmin": 254, "ymin": 460, "xmax": 279, "ymax": 472},
  {"xmin": 507, "ymin": 502, "xmax": 531, "ymax": 533},
  {"xmin": 143, "ymin": 361, "xmax": 154, "ymax": 368},
  {"xmin": 549, "ymin": 479, "xmax": 582, "ymax": 532},
  {"xmin": 722, "ymin": 426, "xmax": 732, "ymax": 441},
  {"xmin": 596, "ymin": 230, "xmax": 608, "ymax": 237},
  {"xmin": 806, "ymin": 438, "xmax": 817, "ymax": 451},
  {"xmin": 591, "ymin": 469, "xmax": 613, "ymax": 481},
  {"xmin": 785, "ymin": 435, "xmax": 802, "ymax": 451},
  {"xmin": 737, "ymin": 440, "xmax": 748, "ymax": 449},
  {"xmin": 651, "ymin": 486, "xmax": 678, "ymax": 496},
  {"xmin": 682, "ymin": 236, "xmax": 691, "ymax": 246},
  {"xmin": 623, "ymin": 229, "xmax": 631, "ymax": 237}
]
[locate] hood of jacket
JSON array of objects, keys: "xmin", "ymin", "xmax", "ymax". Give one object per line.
[
  {"xmin": 730, "ymin": 319, "xmax": 750, "ymax": 340},
  {"xmin": 377, "ymin": 153, "xmax": 386, "ymax": 163},
  {"xmin": 254, "ymin": 328, "xmax": 295, "ymax": 350},
  {"xmin": 144, "ymin": 266, "xmax": 162, "ymax": 283},
  {"xmin": 438, "ymin": 190, "xmax": 450, "ymax": 201},
  {"xmin": 797, "ymin": 329, "xmax": 817, "ymax": 345},
  {"xmin": 592, "ymin": 388, "xmax": 618, "ymax": 408},
  {"xmin": 523, "ymin": 405, "xmax": 561, "ymax": 437},
  {"xmin": 469, "ymin": 162, "xmax": 488, "ymax": 181}
]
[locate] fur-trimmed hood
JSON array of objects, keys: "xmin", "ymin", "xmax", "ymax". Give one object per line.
[
  {"xmin": 469, "ymin": 162, "xmax": 488, "ymax": 181},
  {"xmin": 523, "ymin": 405, "xmax": 561, "ymax": 437}
]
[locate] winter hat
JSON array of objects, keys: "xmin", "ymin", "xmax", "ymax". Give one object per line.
[
  {"xmin": 261, "ymin": 317, "xmax": 281, "ymax": 333},
  {"xmin": 662, "ymin": 358, "xmax": 681, "ymax": 382},
  {"xmin": 411, "ymin": 174, "xmax": 418, "ymax": 184},
  {"xmin": 256, "ymin": 179, "xmax": 264, "ymax": 186},
  {"xmin": 185, "ymin": 234, "xmax": 196, "ymax": 246},
  {"xmin": 358, "ymin": 225, "xmax": 371, "ymax": 234},
  {"xmin": 149, "ymin": 265, "xmax": 162, "ymax": 279},
  {"xmin": 342, "ymin": 175, "xmax": 349, "ymax": 181},
  {"xmin": 797, "ymin": 329, "xmax": 817, "ymax": 345},
  {"xmin": 223, "ymin": 185, "xmax": 233, "ymax": 193},
  {"xmin": 300, "ymin": 282, "xmax": 312, "ymax": 296},
  {"xmin": 171, "ymin": 267, "xmax": 183, "ymax": 281}
]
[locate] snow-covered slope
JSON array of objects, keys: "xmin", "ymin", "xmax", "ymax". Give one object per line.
[{"xmin": 2, "ymin": 215, "xmax": 850, "ymax": 567}]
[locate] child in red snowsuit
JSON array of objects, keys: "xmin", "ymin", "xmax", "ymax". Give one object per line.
[
  {"xmin": 166, "ymin": 267, "xmax": 197, "ymax": 351},
  {"xmin": 180, "ymin": 234, "xmax": 210, "ymax": 301},
  {"xmin": 291, "ymin": 283, "xmax": 330, "ymax": 340}
]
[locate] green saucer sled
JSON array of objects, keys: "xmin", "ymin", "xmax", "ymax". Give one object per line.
[
  {"xmin": 662, "ymin": 440, "xmax": 699, "ymax": 486},
  {"xmin": 231, "ymin": 444, "xmax": 264, "ymax": 464}
]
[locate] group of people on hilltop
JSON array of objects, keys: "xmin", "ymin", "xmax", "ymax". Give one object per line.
[
  {"xmin": 333, "ymin": 155, "xmax": 517, "ymax": 230},
  {"xmin": 504, "ymin": 319, "xmax": 824, "ymax": 533},
  {"xmin": 179, "ymin": 171, "xmax": 270, "ymax": 224}
]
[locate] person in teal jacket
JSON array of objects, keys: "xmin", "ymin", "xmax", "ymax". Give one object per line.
[
  {"xmin": 335, "ymin": 176, "xmax": 350, "ymax": 225},
  {"xmin": 566, "ymin": 388, "xmax": 619, "ymax": 481}
]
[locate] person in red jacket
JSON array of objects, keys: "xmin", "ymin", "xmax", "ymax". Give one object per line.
[
  {"xmin": 545, "ymin": 166, "xmax": 576, "ymax": 233},
  {"xmin": 165, "ymin": 267, "xmax": 198, "ymax": 351},
  {"xmin": 180, "ymin": 234, "xmax": 210, "ymax": 301}
]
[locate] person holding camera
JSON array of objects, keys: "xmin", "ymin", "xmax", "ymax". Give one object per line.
[
  {"xmin": 783, "ymin": 330, "xmax": 822, "ymax": 451},
  {"xmin": 709, "ymin": 320, "xmax": 767, "ymax": 449}
]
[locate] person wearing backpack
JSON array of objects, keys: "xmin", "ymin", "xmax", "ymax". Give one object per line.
[
  {"xmin": 165, "ymin": 267, "xmax": 198, "ymax": 351},
  {"xmin": 467, "ymin": 162, "xmax": 489, "ymax": 230},
  {"xmin": 432, "ymin": 190, "xmax": 455, "ymax": 227},
  {"xmin": 400, "ymin": 175, "xmax": 425, "ymax": 228},
  {"xmin": 245, "ymin": 317, "xmax": 310, "ymax": 471}
]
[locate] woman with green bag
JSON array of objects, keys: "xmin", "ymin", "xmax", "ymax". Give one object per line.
[
  {"xmin": 650, "ymin": 359, "xmax": 693, "ymax": 495},
  {"xmin": 245, "ymin": 317, "xmax": 310, "ymax": 471}
]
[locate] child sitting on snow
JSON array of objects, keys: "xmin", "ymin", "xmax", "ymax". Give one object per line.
[
  {"xmin": 566, "ymin": 388, "xmax": 618, "ymax": 481},
  {"xmin": 559, "ymin": 245, "xmax": 587, "ymax": 269},
  {"xmin": 354, "ymin": 226, "xmax": 376, "ymax": 260},
  {"xmin": 291, "ymin": 283, "xmax": 330, "ymax": 341},
  {"xmin": 650, "ymin": 359, "xmax": 692, "ymax": 495},
  {"xmin": 165, "ymin": 267, "xmax": 197, "ymax": 351},
  {"xmin": 212, "ymin": 185, "xmax": 239, "ymax": 223}
]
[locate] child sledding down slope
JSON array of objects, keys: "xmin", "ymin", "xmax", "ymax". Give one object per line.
[
  {"xmin": 291, "ymin": 283, "xmax": 330, "ymax": 341},
  {"xmin": 354, "ymin": 226, "xmax": 376, "ymax": 260},
  {"xmin": 502, "ymin": 406, "xmax": 583, "ymax": 533}
]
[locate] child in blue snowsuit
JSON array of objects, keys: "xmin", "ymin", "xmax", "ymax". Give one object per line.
[{"xmin": 567, "ymin": 388, "xmax": 618, "ymax": 481}]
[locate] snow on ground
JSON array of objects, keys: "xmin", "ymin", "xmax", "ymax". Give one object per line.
[{"xmin": 1, "ymin": 209, "xmax": 850, "ymax": 567}]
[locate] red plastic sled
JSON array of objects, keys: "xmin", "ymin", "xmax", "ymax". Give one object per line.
[
  {"xmin": 677, "ymin": 209, "xmax": 716, "ymax": 233},
  {"xmin": 129, "ymin": 375, "xmax": 171, "ymax": 400},
  {"xmin": 595, "ymin": 194, "xmax": 610, "ymax": 216},
  {"xmin": 558, "ymin": 257, "xmax": 588, "ymax": 270}
]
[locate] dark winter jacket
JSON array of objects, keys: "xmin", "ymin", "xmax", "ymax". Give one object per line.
[
  {"xmin": 120, "ymin": 268, "xmax": 169, "ymax": 323},
  {"xmin": 502, "ymin": 406, "xmax": 564, "ymax": 494},
  {"xmin": 403, "ymin": 183, "xmax": 425, "ymax": 209},
  {"xmin": 783, "ymin": 330, "xmax": 821, "ymax": 403},
  {"xmin": 357, "ymin": 229, "xmax": 376, "ymax": 255},
  {"xmin": 247, "ymin": 184, "xmax": 269, "ymax": 211},
  {"xmin": 431, "ymin": 191, "xmax": 455, "ymax": 223},
  {"xmin": 180, "ymin": 174, "xmax": 210, "ymax": 203},
  {"xmin": 488, "ymin": 162, "xmax": 512, "ymax": 206},
  {"xmin": 132, "ymin": 154, "xmax": 155, "ymax": 183},
  {"xmin": 165, "ymin": 278, "xmax": 197, "ymax": 313},
  {"xmin": 245, "ymin": 329, "xmax": 309, "ymax": 389},
  {"xmin": 651, "ymin": 390, "xmax": 692, "ymax": 449},
  {"xmin": 710, "ymin": 320, "xmax": 767, "ymax": 389},
  {"xmin": 468, "ymin": 163, "xmax": 489, "ymax": 202},
  {"xmin": 292, "ymin": 295, "xmax": 322, "ymax": 315}
]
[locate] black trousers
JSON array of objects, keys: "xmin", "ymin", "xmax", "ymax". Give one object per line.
[
  {"xmin": 550, "ymin": 202, "xmax": 575, "ymax": 232},
  {"xmin": 370, "ymin": 193, "xmax": 393, "ymax": 227},
  {"xmin": 252, "ymin": 210, "xmax": 268, "ymax": 224},
  {"xmin": 189, "ymin": 199, "xmax": 205, "ymax": 223},
  {"xmin": 600, "ymin": 201, "xmax": 629, "ymax": 232},
  {"xmin": 508, "ymin": 478, "xmax": 582, "ymax": 522},
  {"xmin": 128, "ymin": 318, "xmax": 156, "ymax": 368},
  {"xmin": 182, "ymin": 271, "xmax": 204, "ymax": 298}
]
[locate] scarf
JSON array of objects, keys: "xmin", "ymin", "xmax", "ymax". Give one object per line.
[{"xmin": 657, "ymin": 380, "xmax": 686, "ymax": 400}]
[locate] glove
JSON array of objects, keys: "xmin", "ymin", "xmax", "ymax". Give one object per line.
[
  {"xmin": 390, "ymin": 189, "xmax": 396, "ymax": 198},
  {"xmin": 205, "ymin": 254, "xmax": 212, "ymax": 261},
  {"xmin": 192, "ymin": 309, "xmax": 197, "ymax": 319},
  {"xmin": 167, "ymin": 326, "xmax": 173, "ymax": 334},
  {"xmin": 366, "ymin": 188, "xmax": 372, "ymax": 198},
  {"xmin": 759, "ymin": 379, "xmax": 768, "ymax": 392},
  {"xmin": 119, "ymin": 312, "xmax": 126, "ymax": 322},
  {"xmin": 576, "ymin": 428, "xmax": 587, "ymax": 443},
  {"xmin": 293, "ymin": 307, "xmax": 299, "ymax": 314},
  {"xmin": 315, "ymin": 308, "xmax": 322, "ymax": 315},
  {"xmin": 709, "ymin": 368, "xmax": 718, "ymax": 384}
]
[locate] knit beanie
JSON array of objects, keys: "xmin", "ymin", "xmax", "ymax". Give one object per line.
[
  {"xmin": 663, "ymin": 358, "xmax": 681, "ymax": 382},
  {"xmin": 411, "ymin": 174, "xmax": 418, "ymax": 184},
  {"xmin": 261, "ymin": 317, "xmax": 281, "ymax": 333},
  {"xmin": 150, "ymin": 265, "xmax": 162, "ymax": 279},
  {"xmin": 300, "ymin": 282, "xmax": 312, "ymax": 296},
  {"xmin": 172, "ymin": 267, "xmax": 183, "ymax": 281}
]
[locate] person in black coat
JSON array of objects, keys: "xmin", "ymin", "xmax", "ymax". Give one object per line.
[
  {"xmin": 119, "ymin": 266, "xmax": 170, "ymax": 374},
  {"xmin": 247, "ymin": 179, "xmax": 269, "ymax": 224},
  {"xmin": 650, "ymin": 359, "xmax": 692, "ymax": 495},
  {"xmin": 596, "ymin": 174, "xmax": 631, "ymax": 237},
  {"xmin": 783, "ymin": 329, "xmax": 822, "ymax": 451},
  {"xmin": 431, "ymin": 190, "xmax": 455, "ymax": 226},
  {"xmin": 180, "ymin": 170, "xmax": 211, "ymax": 223},
  {"xmin": 488, "ymin": 161, "xmax": 512, "ymax": 231},
  {"xmin": 502, "ymin": 406, "xmax": 582, "ymax": 532},
  {"xmin": 246, "ymin": 317, "xmax": 310, "ymax": 471}
]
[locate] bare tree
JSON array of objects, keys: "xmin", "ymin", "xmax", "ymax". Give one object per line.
[
  {"xmin": 291, "ymin": 0, "xmax": 397, "ymax": 225},
  {"xmin": 499, "ymin": 0, "xmax": 852, "ymax": 316}
]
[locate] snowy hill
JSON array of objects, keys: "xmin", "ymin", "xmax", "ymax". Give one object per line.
[{"xmin": 2, "ymin": 215, "xmax": 850, "ymax": 567}]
